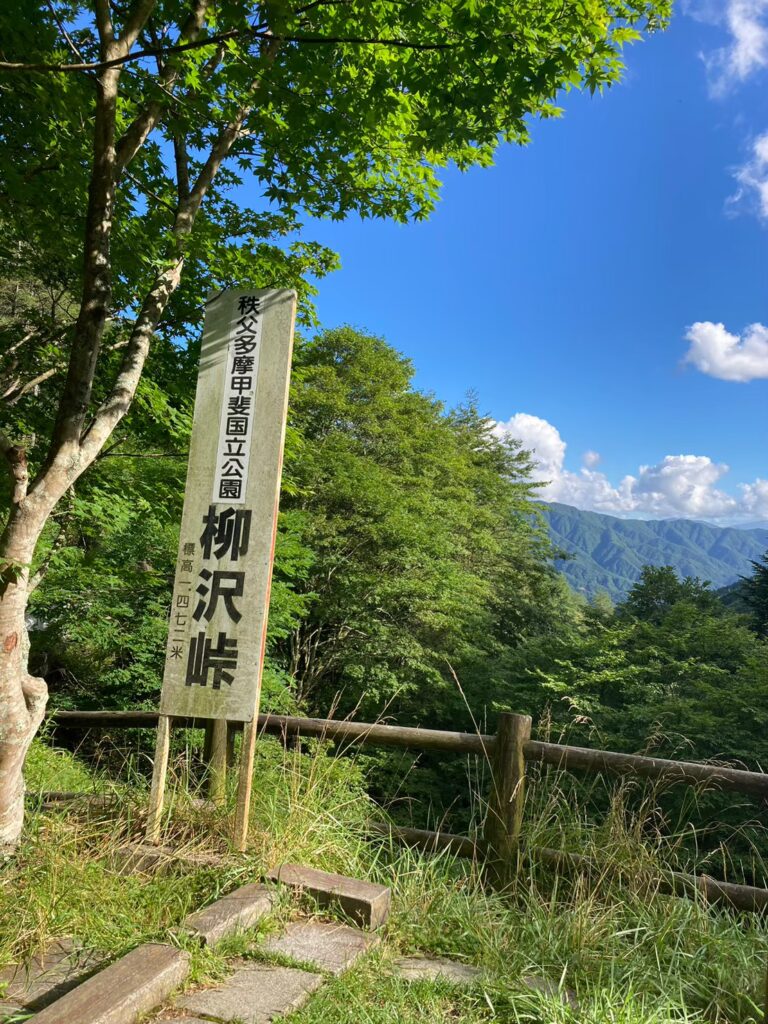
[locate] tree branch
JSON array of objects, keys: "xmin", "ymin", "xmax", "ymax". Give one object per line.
[
  {"xmin": 0, "ymin": 28, "xmax": 464, "ymax": 74},
  {"xmin": 1, "ymin": 444, "xmax": 30, "ymax": 505},
  {"xmin": 114, "ymin": 0, "xmax": 209, "ymax": 177},
  {"xmin": 4, "ymin": 368, "xmax": 59, "ymax": 406},
  {"xmin": 94, "ymin": 0, "xmax": 115, "ymax": 47},
  {"xmin": 120, "ymin": 0, "xmax": 158, "ymax": 50},
  {"xmin": 173, "ymin": 133, "xmax": 191, "ymax": 204},
  {"xmin": 79, "ymin": 38, "xmax": 281, "ymax": 467},
  {"xmin": 45, "ymin": 0, "xmax": 86, "ymax": 63}
]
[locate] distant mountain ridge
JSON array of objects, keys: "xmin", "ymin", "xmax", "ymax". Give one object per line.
[{"xmin": 541, "ymin": 502, "xmax": 768, "ymax": 602}]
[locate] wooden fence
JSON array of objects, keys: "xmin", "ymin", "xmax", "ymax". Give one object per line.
[{"xmin": 50, "ymin": 708, "xmax": 768, "ymax": 913}]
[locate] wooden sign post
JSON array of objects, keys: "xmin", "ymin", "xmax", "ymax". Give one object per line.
[{"xmin": 146, "ymin": 288, "xmax": 296, "ymax": 850}]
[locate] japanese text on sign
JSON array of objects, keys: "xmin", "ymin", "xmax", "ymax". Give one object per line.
[{"xmin": 212, "ymin": 295, "xmax": 264, "ymax": 504}]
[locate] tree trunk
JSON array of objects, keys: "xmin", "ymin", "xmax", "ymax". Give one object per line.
[{"xmin": 0, "ymin": 503, "xmax": 49, "ymax": 854}]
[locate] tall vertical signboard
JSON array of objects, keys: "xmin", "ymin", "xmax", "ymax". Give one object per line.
[{"xmin": 147, "ymin": 288, "xmax": 296, "ymax": 848}]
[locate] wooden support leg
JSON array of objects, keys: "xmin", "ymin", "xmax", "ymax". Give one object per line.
[
  {"xmin": 207, "ymin": 719, "xmax": 228, "ymax": 804},
  {"xmin": 146, "ymin": 715, "xmax": 171, "ymax": 844},
  {"xmin": 483, "ymin": 712, "xmax": 532, "ymax": 889},
  {"xmin": 233, "ymin": 717, "xmax": 258, "ymax": 851}
]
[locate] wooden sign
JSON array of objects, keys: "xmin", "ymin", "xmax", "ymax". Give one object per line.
[{"xmin": 147, "ymin": 288, "xmax": 296, "ymax": 847}]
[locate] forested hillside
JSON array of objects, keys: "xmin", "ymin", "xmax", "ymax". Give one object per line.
[{"xmin": 542, "ymin": 502, "xmax": 768, "ymax": 601}]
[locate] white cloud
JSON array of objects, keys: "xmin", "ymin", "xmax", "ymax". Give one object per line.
[
  {"xmin": 730, "ymin": 132, "xmax": 768, "ymax": 220},
  {"xmin": 692, "ymin": 0, "xmax": 768, "ymax": 94},
  {"xmin": 684, "ymin": 320, "xmax": 768, "ymax": 381},
  {"xmin": 494, "ymin": 413, "xmax": 564, "ymax": 482},
  {"xmin": 494, "ymin": 413, "xmax": 767, "ymax": 522},
  {"xmin": 741, "ymin": 477, "xmax": 768, "ymax": 515},
  {"xmin": 629, "ymin": 455, "xmax": 737, "ymax": 518}
]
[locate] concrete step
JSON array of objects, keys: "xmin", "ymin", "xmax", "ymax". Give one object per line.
[
  {"xmin": 182, "ymin": 882, "xmax": 274, "ymax": 946},
  {"xmin": 175, "ymin": 962, "xmax": 323, "ymax": 1023},
  {"xmin": 266, "ymin": 863, "xmax": 390, "ymax": 929},
  {"xmin": 261, "ymin": 919, "xmax": 379, "ymax": 975}
]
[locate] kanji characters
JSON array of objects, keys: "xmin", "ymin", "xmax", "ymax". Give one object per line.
[
  {"xmin": 193, "ymin": 568, "xmax": 244, "ymax": 623},
  {"xmin": 200, "ymin": 506, "xmax": 252, "ymax": 561},
  {"xmin": 185, "ymin": 631, "xmax": 238, "ymax": 689}
]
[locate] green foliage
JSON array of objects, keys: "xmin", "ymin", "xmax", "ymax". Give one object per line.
[
  {"xmin": 0, "ymin": 0, "xmax": 669, "ymax": 478},
  {"xmin": 278, "ymin": 327, "xmax": 569, "ymax": 723},
  {"xmin": 620, "ymin": 565, "xmax": 722, "ymax": 624},
  {"xmin": 509, "ymin": 567, "xmax": 768, "ymax": 766},
  {"xmin": 738, "ymin": 551, "xmax": 768, "ymax": 638}
]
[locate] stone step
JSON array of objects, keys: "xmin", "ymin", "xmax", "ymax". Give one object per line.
[
  {"xmin": 26, "ymin": 943, "xmax": 190, "ymax": 1024},
  {"xmin": 182, "ymin": 882, "xmax": 274, "ymax": 946},
  {"xmin": 175, "ymin": 962, "xmax": 323, "ymax": 1023},
  {"xmin": 394, "ymin": 955, "xmax": 483, "ymax": 985},
  {"xmin": 261, "ymin": 919, "xmax": 379, "ymax": 975},
  {"xmin": 393, "ymin": 955, "xmax": 578, "ymax": 1007},
  {"xmin": 266, "ymin": 863, "xmax": 390, "ymax": 929}
]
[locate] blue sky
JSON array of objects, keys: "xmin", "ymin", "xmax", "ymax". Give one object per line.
[{"xmin": 298, "ymin": 2, "xmax": 768, "ymax": 523}]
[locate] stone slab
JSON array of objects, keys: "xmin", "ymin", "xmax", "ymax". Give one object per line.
[
  {"xmin": 522, "ymin": 974, "xmax": 579, "ymax": 1008},
  {"xmin": 177, "ymin": 963, "xmax": 323, "ymax": 1023},
  {"xmin": 266, "ymin": 864, "xmax": 390, "ymax": 930},
  {"xmin": 261, "ymin": 920, "xmax": 379, "ymax": 975},
  {"xmin": 394, "ymin": 956, "xmax": 483, "ymax": 985},
  {"xmin": 182, "ymin": 883, "xmax": 274, "ymax": 946},
  {"xmin": 0, "ymin": 938, "xmax": 102, "ymax": 1015},
  {"xmin": 27, "ymin": 943, "xmax": 190, "ymax": 1024}
]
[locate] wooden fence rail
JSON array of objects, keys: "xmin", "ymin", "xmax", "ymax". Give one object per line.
[
  {"xmin": 50, "ymin": 706, "xmax": 768, "ymax": 899},
  {"xmin": 51, "ymin": 708, "xmax": 768, "ymax": 799}
]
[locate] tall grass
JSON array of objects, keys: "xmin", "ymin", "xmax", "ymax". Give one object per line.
[{"xmin": 0, "ymin": 735, "xmax": 765, "ymax": 1023}]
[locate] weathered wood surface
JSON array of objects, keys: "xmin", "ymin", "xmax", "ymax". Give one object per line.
[
  {"xmin": 373, "ymin": 822, "xmax": 768, "ymax": 915},
  {"xmin": 51, "ymin": 710, "xmax": 493, "ymax": 756},
  {"xmin": 27, "ymin": 943, "xmax": 190, "ymax": 1024},
  {"xmin": 159, "ymin": 288, "xmax": 296, "ymax": 724},
  {"xmin": 524, "ymin": 739, "xmax": 768, "ymax": 799},
  {"xmin": 182, "ymin": 883, "xmax": 274, "ymax": 946},
  {"xmin": 368, "ymin": 820, "xmax": 480, "ymax": 859},
  {"xmin": 50, "ymin": 710, "xmax": 768, "ymax": 801},
  {"xmin": 531, "ymin": 846, "xmax": 768, "ymax": 914},
  {"xmin": 267, "ymin": 863, "xmax": 391, "ymax": 930},
  {"xmin": 205, "ymin": 719, "xmax": 228, "ymax": 803},
  {"xmin": 233, "ymin": 717, "xmax": 258, "ymax": 851},
  {"xmin": 484, "ymin": 713, "xmax": 531, "ymax": 886},
  {"xmin": 145, "ymin": 714, "xmax": 171, "ymax": 844}
]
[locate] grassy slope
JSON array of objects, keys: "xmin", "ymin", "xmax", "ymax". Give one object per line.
[{"xmin": 1, "ymin": 739, "xmax": 766, "ymax": 1023}]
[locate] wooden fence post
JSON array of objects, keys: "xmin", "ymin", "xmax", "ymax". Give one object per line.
[{"xmin": 483, "ymin": 712, "xmax": 532, "ymax": 888}]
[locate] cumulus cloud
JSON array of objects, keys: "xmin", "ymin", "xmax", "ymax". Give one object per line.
[
  {"xmin": 741, "ymin": 477, "xmax": 768, "ymax": 515},
  {"xmin": 730, "ymin": 132, "xmax": 768, "ymax": 220},
  {"xmin": 692, "ymin": 0, "xmax": 768, "ymax": 94},
  {"xmin": 684, "ymin": 320, "xmax": 768, "ymax": 381},
  {"xmin": 493, "ymin": 413, "xmax": 768, "ymax": 522}
]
